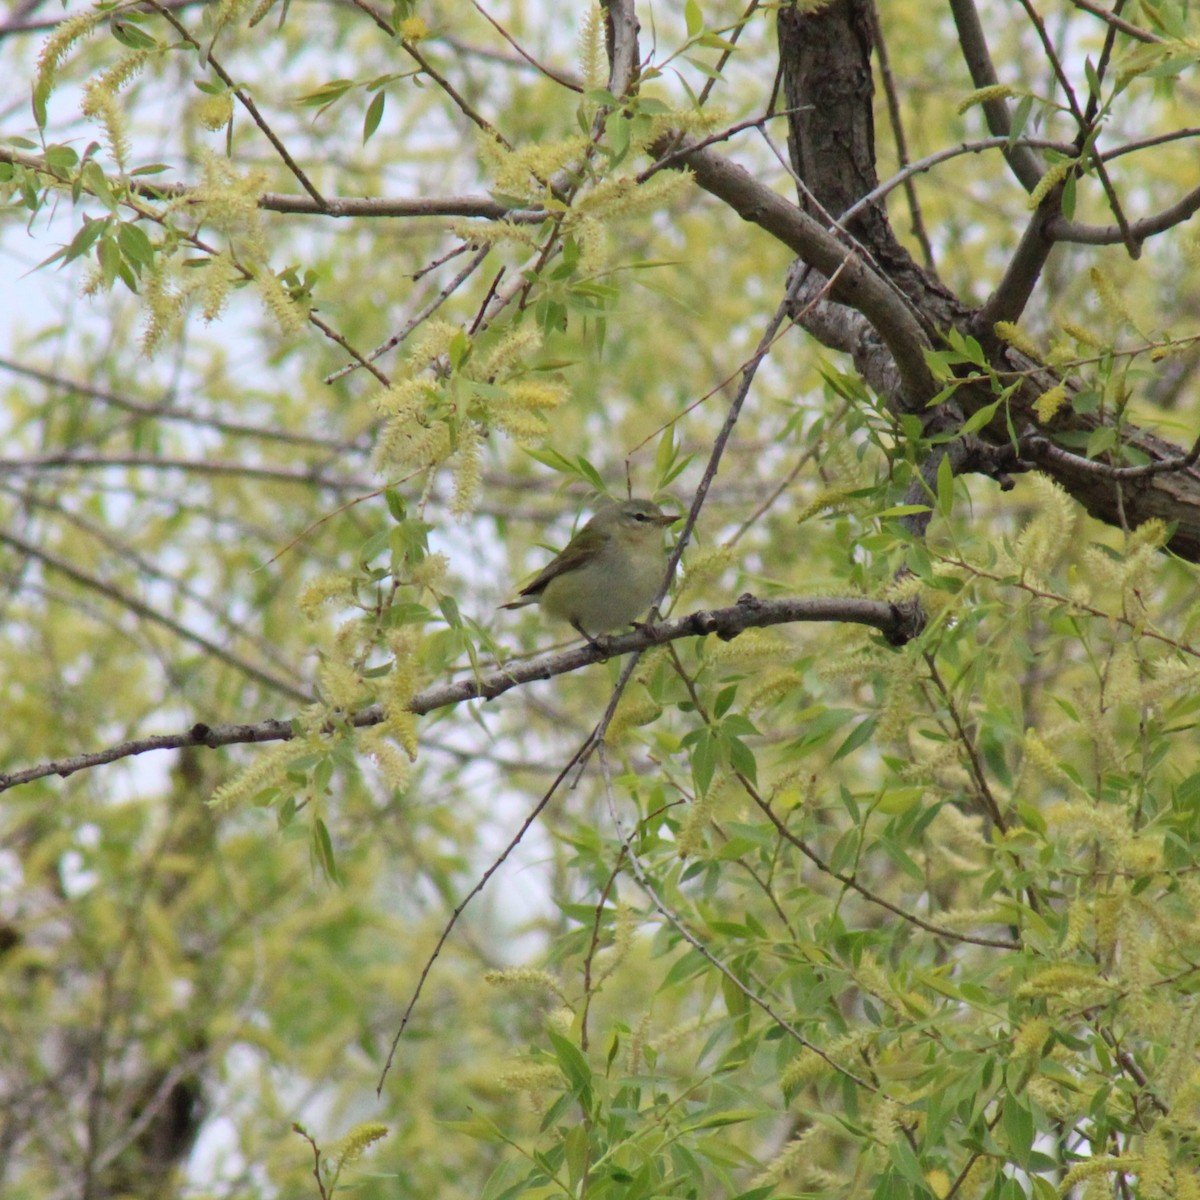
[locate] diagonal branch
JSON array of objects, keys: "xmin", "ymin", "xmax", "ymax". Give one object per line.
[{"xmin": 0, "ymin": 594, "xmax": 922, "ymax": 793}]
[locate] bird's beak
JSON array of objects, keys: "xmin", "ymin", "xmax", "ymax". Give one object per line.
[{"xmin": 657, "ymin": 513, "xmax": 682, "ymax": 526}]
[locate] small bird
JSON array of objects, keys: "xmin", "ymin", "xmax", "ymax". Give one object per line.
[{"xmin": 501, "ymin": 498, "xmax": 679, "ymax": 641}]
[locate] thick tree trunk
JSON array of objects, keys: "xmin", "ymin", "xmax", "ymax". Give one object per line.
[{"xmin": 771, "ymin": 0, "xmax": 1200, "ymax": 561}]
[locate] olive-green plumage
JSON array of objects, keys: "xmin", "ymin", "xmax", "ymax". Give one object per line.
[{"xmin": 501, "ymin": 499, "xmax": 678, "ymax": 638}]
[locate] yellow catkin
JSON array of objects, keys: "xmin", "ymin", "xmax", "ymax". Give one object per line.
[
  {"xmin": 398, "ymin": 15, "xmax": 430, "ymax": 40},
  {"xmin": 451, "ymin": 422, "xmax": 482, "ymax": 515},
  {"xmin": 197, "ymin": 92, "xmax": 234, "ymax": 131},
  {"xmin": 611, "ymin": 902, "xmax": 637, "ymax": 964},
  {"xmin": 604, "ymin": 691, "xmax": 661, "ymax": 743},
  {"xmin": 209, "ymin": 741, "xmax": 305, "ymax": 808},
  {"xmin": 299, "ymin": 573, "xmax": 358, "ymax": 620},
  {"xmin": 926, "ymin": 1168, "xmax": 953, "ymax": 1198},
  {"xmin": 1060, "ymin": 1156, "xmax": 1135, "ymax": 1192},
  {"xmin": 1177, "ymin": 1170, "xmax": 1200, "ymax": 1200},
  {"xmin": 1033, "ymin": 383, "xmax": 1069, "ymax": 424},
  {"xmin": 82, "ymin": 89, "xmax": 131, "ymax": 172},
  {"xmin": 478, "ymin": 132, "xmax": 590, "ymax": 198},
  {"xmin": 496, "ymin": 1063, "xmax": 561, "ymax": 1093},
  {"xmin": 317, "ymin": 660, "xmax": 362, "ymax": 712},
  {"xmin": 1012, "ymin": 1016, "xmax": 1051, "ymax": 1059},
  {"xmin": 487, "ymin": 406, "xmax": 549, "ymax": 442},
  {"xmin": 676, "ymin": 787, "xmax": 717, "ymax": 859},
  {"xmin": 994, "ymin": 321, "xmax": 1043, "ymax": 361},
  {"xmin": 1062, "ymin": 896, "xmax": 1089, "ymax": 953},
  {"xmin": 704, "ymin": 628, "xmax": 791, "ymax": 668},
  {"xmin": 870, "ymin": 1096, "xmax": 901, "ymax": 1149},
  {"xmin": 578, "ymin": 4, "xmax": 606, "ymax": 89},
  {"xmin": 484, "ymin": 968, "xmax": 569, "ymax": 1001},
  {"xmin": 749, "ymin": 1123, "xmax": 822, "ymax": 1188},
  {"xmin": 677, "ymin": 545, "xmax": 734, "ymax": 598},
  {"xmin": 744, "ymin": 668, "xmax": 805, "ymax": 711},
  {"xmin": 1139, "ymin": 1130, "xmax": 1171, "ymax": 1199},
  {"xmin": 572, "ymin": 170, "xmax": 691, "ymax": 222},
  {"xmin": 1028, "ymin": 158, "xmax": 1076, "ymax": 209},
  {"xmin": 186, "ymin": 151, "xmax": 267, "ymax": 247},
  {"xmin": 1012, "ymin": 475, "xmax": 1078, "ymax": 579},
  {"xmin": 36, "ymin": 9, "xmax": 105, "ymax": 93},
  {"xmin": 794, "ymin": 487, "xmax": 858, "ymax": 525},
  {"xmin": 1094, "ymin": 892, "xmax": 1122, "ymax": 961},
  {"xmin": 480, "ymin": 325, "xmax": 540, "ymax": 377},
  {"xmin": 410, "ymin": 552, "xmax": 449, "ymax": 591},
  {"xmin": 781, "ymin": 1050, "xmax": 828, "ymax": 1094},
  {"xmin": 1016, "ymin": 964, "xmax": 1110, "ymax": 998},
  {"xmin": 200, "ymin": 253, "xmax": 240, "ymax": 323},
  {"xmin": 626, "ymin": 1009, "xmax": 652, "ymax": 1074},
  {"xmin": 1061, "ymin": 320, "xmax": 1102, "ymax": 348},
  {"xmin": 254, "ymin": 269, "xmax": 307, "ymax": 337},
  {"xmin": 359, "ymin": 728, "xmax": 412, "ymax": 791},
  {"xmin": 505, "ymin": 379, "xmax": 566, "ymax": 412},
  {"xmin": 1090, "ymin": 266, "xmax": 1132, "ymax": 326},
  {"xmin": 333, "ymin": 1123, "xmax": 388, "ymax": 1167},
  {"xmin": 956, "ymin": 83, "xmax": 1015, "ymax": 113}
]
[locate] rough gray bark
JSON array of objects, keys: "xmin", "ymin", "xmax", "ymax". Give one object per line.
[{"xmin": 765, "ymin": 0, "xmax": 1200, "ymax": 561}]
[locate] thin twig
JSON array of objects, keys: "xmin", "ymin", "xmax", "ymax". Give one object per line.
[
  {"xmin": 149, "ymin": 1, "xmax": 326, "ymax": 207},
  {"xmin": 325, "ymin": 245, "xmax": 491, "ymax": 384},
  {"xmin": 597, "ymin": 742, "xmax": 874, "ymax": 1089},
  {"xmin": 0, "ymin": 528, "xmax": 312, "ymax": 704},
  {"xmin": 470, "ymin": 1, "xmax": 583, "ymax": 91},
  {"xmin": 376, "ymin": 736, "xmax": 594, "ymax": 1092},
  {"xmin": 0, "ymin": 595, "xmax": 919, "ymax": 793}
]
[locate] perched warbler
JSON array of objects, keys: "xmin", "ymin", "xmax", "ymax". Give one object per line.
[{"xmin": 501, "ymin": 499, "xmax": 679, "ymax": 640}]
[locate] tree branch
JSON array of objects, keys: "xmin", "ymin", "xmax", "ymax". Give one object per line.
[
  {"xmin": 947, "ymin": 0, "xmax": 1045, "ymax": 191},
  {"xmin": 0, "ymin": 146, "xmax": 540, "ymax": 222},
  {"xmin": 668, "ymin": 140, "xmax": 936, "ymax": 406},
  {"xmin": 0, "ymin": 594, "xmax": 923, "ymax": 793}
]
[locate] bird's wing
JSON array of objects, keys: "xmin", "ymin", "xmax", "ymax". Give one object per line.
[{"xmin": 515, "ymin": 531, "xmax": 597, "ymax": 597}]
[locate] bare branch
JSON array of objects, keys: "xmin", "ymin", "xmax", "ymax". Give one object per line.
[
  {"xmin": 1046, "ymin": 181, "xmax": 1200, "ymax": 246},
  {"xmin": 0, "ymin": 529, "xmax": 312, "ymax": 705},
  {"xmin": 947, "ymin": 0, "xmax": 1045, "ymax": 191},
  {"xmin": 978, "ymin": 184, "xmax": 1064, "ymax": 326},
  {"xmin": 669, "ymin": 140, "xmax": 936, "ymax": 405},
  {"xmin": 0, "ymin": 147, "xmax": 531, "ymax": 220},
  {"xmin": 325, "ymin": 245, "xmax": 492, "ymax": 384},
  {"xmin": 0, "ymin": 454, "xmax": 372, "ymax": 492},
  {"xmin": 148, "ymin": 1, "xmax": 327, "ymax": 207},
  {"xmin": 602, "ymin": 0, "xmax": 641, "ymax": 100},
  {"xmin": 470, "ymin": 1, "xmax": 584, "ymax": 92},
  {"xmin": 868, "ymin": 0, "xmax": 934, "ymax": 268},
  {"xmin": 0, "ymin": 594, "xmax": 922, "ymax": 793},
  {"xmin": 1024, "ymin": 429, "xmax": 1200, "ymax": 480},
  {"xmin": 1068, "ymin": 0, "xmax": 1160, "ymax": 42},
  {"xmin": 0, "ymin": 356, "xmax": 366, "ymax": 453}
]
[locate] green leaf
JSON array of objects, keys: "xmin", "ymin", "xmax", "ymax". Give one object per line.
[
  {"xmin": 1001, "ymin": 1096, "xmax": 1034, "ymax": 1168},
  {"xmin": 831, "ymin": 716, "xmax": 878, "ymax": 763},
  {"xmin": 296, "ymin": 79, "xmax": 354, "ymax": 107},
  {"xmin": 363, "ymin": 90, "xmax": 385, "ymax": 143},
  {"xmin": 311, "ymin": 817, "xmax": 341, "ymax": 886},
  {"xmin": 691, "ymin": 729, "xmax": 717, "ymax": 796},
  {"xmin": 959, "ymin": 398, "xmax": 1001, "ymax": 437},
  {"xmin": 43, "ymin": 144, "xmax": 79, "ymax": 172},
  {"xmin": 685, "ymin": 0, "xmax": 703, "ymax": 38},
  {"xmin": 547, "ymin": 1029, "xmax": 592, "ymax": 1098},
  {"xmin": 117, "ymin": 221, "xmax": 154, "ymax": 269},
  {"xmin": 876, "ymin": 504, "xmax": 931, "ymax": 518},
  {"xmin": 111, "ymin": 19, "xmax": 159, "ymax": 49},
  {"xmin": 936, "ymin": 451, "xmax": 955, "ymax": 518},
  {"xmin": 1086, "ymin": 425, "xmax": 1117, "ymax": 458}
]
